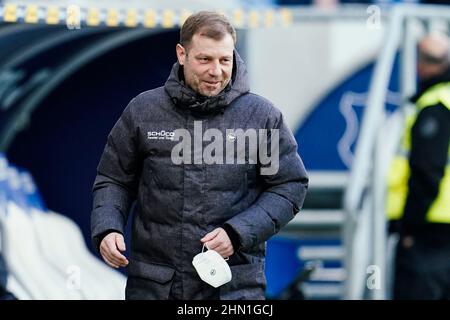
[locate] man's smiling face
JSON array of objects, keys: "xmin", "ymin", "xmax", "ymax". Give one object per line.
[{"xmin": 176, "ymin": 33, "xmax": 234, "ymax": 97}]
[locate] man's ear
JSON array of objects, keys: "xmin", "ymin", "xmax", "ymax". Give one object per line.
[{"xmin": 176, "ymin": 44, "xmax": 186, "ymax": 65}]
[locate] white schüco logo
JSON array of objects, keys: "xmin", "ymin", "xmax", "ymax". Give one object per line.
[{"xmin": 147, "ymin": 130, "xmax": 175, "ymax": 140}]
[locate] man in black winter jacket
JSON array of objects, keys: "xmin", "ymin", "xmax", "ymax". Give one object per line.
[{"xmin": 91, "ymin": 11, "xmax": 308, "ymax": 300}]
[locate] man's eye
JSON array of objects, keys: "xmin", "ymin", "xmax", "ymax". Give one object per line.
[{"xmin": 199, "ymin": 57, "xmax": 209, "ymax": 62}]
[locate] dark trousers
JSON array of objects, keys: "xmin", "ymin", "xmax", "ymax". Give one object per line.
[{"xmin": 394, "ymin": 237, "xmax": 450, "ymax": 300}]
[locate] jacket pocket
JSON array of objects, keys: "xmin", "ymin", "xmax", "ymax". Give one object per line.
[
  {"xmin": 125, "ymin": 259, "xmax": 175, "ymax": 300},
  {"xmin": 143, "ymin": 156, "xmax": 184, "ymax": 191},
  {"xmin": 219, "ymin": 261, "xmax": 266, "ymax": 300},
  {"xmin": 142, "ymin": 157, "xmax": 164, "ymax": 190}
]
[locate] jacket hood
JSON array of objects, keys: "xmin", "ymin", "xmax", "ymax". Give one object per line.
[{"xmin": 164, "ymin": 49, "xmax": 250, "ymax": 115}]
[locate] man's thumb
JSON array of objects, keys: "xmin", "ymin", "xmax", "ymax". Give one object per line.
[
  {"xmin": 201, "ymin": 228, "xmax": 221, "ymax": 242},
  {"xmin": 116, "ymin": 233, "xmax": 126, "ymax": 252}
]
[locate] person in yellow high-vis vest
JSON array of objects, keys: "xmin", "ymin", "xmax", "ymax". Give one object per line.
[{"xmin": 387, "ymin": 32, "xmax": 450, "ymax": 300}]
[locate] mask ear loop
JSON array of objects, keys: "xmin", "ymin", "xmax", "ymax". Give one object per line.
[{"xmin": 202, "ymin": 243, "xmax": 230, "ymax": 261}]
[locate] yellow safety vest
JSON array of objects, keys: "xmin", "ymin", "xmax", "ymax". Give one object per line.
[{"xmin": 386, "ymin": 82, "xmax": 450, "ymax": 223}]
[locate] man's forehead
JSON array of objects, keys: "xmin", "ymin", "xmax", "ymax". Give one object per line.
[
  {"xmin": 189, "ymin": 34, "xmax": 234, "ymax": 55},
  {"xmin": 418, "ymin": 35, "xmax": 450, "ymax": 58}
]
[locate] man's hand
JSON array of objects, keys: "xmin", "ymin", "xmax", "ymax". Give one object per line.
[
  {"xmin": 100, "ymin": 232, "xmax": 129, "ymax": 268},
  {"xmin": 402, "ymin": 235, "xmax": 415, "ymax": 249},
  {"xmin": 201, "ymin": 227, "xmax": 234, "ymax": 259}
]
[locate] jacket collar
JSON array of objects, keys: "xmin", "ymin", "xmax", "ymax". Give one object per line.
[{"xmin": 411, "ymin": 66, "xmax": 450, "ymax": 103}]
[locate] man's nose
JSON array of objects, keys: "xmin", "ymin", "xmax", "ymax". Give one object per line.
[{"xmin": 208, "ymin": 61, "xmax": 221, "ymax": 77}]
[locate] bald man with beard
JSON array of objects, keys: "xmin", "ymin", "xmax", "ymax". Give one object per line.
[{"xmin": 392, "ymin": 32, "xmax": 450, "ymax": 300}]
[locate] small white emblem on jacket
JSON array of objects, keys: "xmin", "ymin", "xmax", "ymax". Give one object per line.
[{"xmin": 227, "ymin": 133, "xmax": 236, "ymax": 141}]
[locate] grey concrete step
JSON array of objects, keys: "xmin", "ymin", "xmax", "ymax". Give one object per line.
[{"xmin": 287, "ymin": 209, "xmax": 344, "ymax": 229}]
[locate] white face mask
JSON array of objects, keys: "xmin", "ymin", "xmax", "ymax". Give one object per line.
[{"xmin": 192, "ymin": 244, "xmax": 232, "ymax": 288}]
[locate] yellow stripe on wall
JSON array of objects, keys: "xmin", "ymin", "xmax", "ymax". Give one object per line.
[
  {"xmin": 143, "ymin": 10, "xmax": 157, "ymax": 28},
  {"xmin": 0, "ymin": 5, "xmax": 294, "ymax": 29},
  {"xmin": 161, "ymin": 9, "xmax": 175, "ymax": 28},
  {"xmin": 24, "ymin": 5, "xmax": 39, "ymax": 24},
  {"xmin": 106, "ymin": 8, "xmax": 120, "ymax": 27},
  {"xmin": 125, "ymin": 9, "xmax": 138, "ymax": 27},
  {"xmin": 4, "ymin": 4, "xmax": 18, "ymax": 23},
  {"xmin": 46, "ymin": 6, "xmax": 60, "ymax": 25},
  {"xmin": 86, "ymin": 8, "xmax": 100, "ymax": 26}
]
